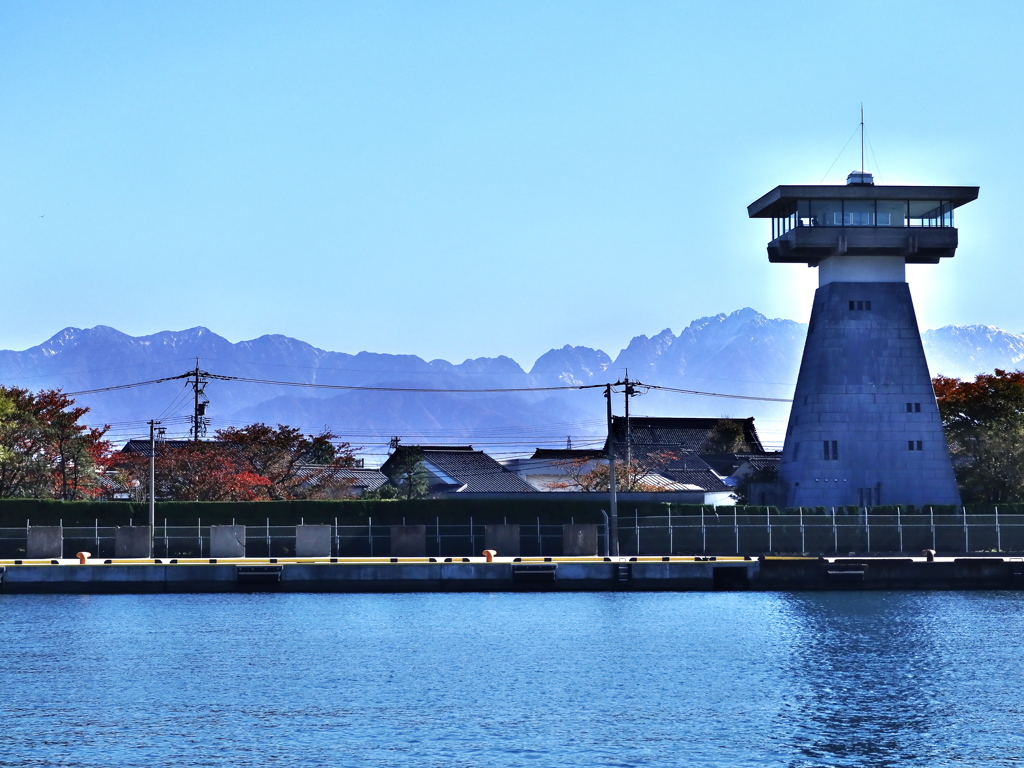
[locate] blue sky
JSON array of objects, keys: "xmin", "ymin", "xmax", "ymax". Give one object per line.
[{"xmin": 0, "ymin": 1, "xmax": 1019, "ymax": 367}]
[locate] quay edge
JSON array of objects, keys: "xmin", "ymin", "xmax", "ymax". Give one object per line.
[{"xmin": 1, "ymin": 555, "xmax": 1024, "ymax": 593}]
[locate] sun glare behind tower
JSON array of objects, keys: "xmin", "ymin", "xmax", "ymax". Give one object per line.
[{"xmin": 748, "ymin": 171, "xmax": 978, "ymax": 508}]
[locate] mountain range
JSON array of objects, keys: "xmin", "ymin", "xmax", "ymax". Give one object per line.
[{"xmin": 2, "ymin": 308, "xmax": 1022, "ymax": 461}]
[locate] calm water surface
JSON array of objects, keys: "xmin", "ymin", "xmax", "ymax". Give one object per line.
[{"xmin": 2, "ymin": 591, "xmax": 1023, "ymax": 767}]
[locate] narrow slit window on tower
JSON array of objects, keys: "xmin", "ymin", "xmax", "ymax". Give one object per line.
[
  {"xmin": 823, "ymin": 440, "xmax": 838, "ymax": 460},
  {"xmin": 849, "ymin": 300, "xmax": 872, "ymax": 311},
  {"xmin": 907, "ymin": 402, "xmax": 921, "ymax": 412},
  {"xmin": 908, "ymin": 440, "xmax": 925, "ymax": 451}
]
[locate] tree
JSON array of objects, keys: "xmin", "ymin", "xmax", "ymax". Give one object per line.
[
  {"xmin": 706, "ymin": 419, "xmax": 751, "ymax": 453},
  {"xmin": 362, "ymin": 483, "xmax": 402, "ymax": 501},
  {"xmin": 215, "ymin": 423, "xmax": 356, "ymax": 500},
  {"xmin": 147, "ymin": 442, "xmax": 272, "ymax": 502},
  {"xmin": 389, "ymin": 448, "xmax": 429, "ymax": 500},
  {"xmin": 0, "ymin": 386, "xmax": 111, "ymax": 499},
  {"xmin": 731, "ymin": 463, "xmax": 780, "ymax": 505},
  {"xmin": 935, "ymin": 369, "xmax": 1024, "ymax": 503},
  {"xmin": 547, "ymin": 453, "xmax": 678, "ymax": 492}
]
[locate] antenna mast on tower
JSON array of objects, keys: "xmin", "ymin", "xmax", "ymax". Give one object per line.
[{"xmin": 860, "ymin": 103, "xmax": 865, "ymax": 173}]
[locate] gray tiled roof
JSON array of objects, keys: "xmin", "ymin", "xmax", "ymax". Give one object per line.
[
  {"xmin": 295, "ymin": 465, "xmax": 389, "ymax": 492},
  {"xmin": 119, "ymin": 439, "xmax": 212, "ymax": 457},
  {"xmin": 658, "ymin": 453, "xmax": 732, "ymax": 492},
  {"xmin": 606, "ymin": 416, "xmax": 766, "ymax": 454},
  {"xmin": 531, "ymin": 448, "xmax": 606, "ymax": 460},
  {"xmin": 383, "ymin": 446, "xmax": 535, "ymax": 494}
]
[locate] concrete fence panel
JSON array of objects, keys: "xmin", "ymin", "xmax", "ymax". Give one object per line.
[
  {"xmin": 563, "ymin": 524, "xmax": 599, "ymax": 556},
  {"xmin": 27, "ymin": 526, "xmax": 63, "ymax": 559},
  {"xmin": 210, "ymin": 525, "xmax": 246, "ymax": 558},
  {"xmin": 295, "ymin": 525, "xmax": 332, "ymax": 557},
  {"xmin": 390, "ymin": 525, "xmax": 427, "ymax": 557},
  {"xmin": 115, "ymin": 526, "xmax": 152, "ymax": 558},
  {"xmin": 484, "ymin": 524, "xmax": 520, "ymax": 557}
]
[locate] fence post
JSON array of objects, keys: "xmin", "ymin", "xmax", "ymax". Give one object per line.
[
  {"xmin": 799, "ymin": 507, "xmax": 805, "ymax": 553},
  {"xmin": 198, "ymin": 518, "xmax": 202, "ymax": 558},
  {"xmin": 94, "ymin": 519, "xmax": 99, "ymax": 556},
  {"xmin": 470, "ymin": 516, "xmax": 475, "ymax": 554},
  {"xmin": 996, "ymin": 506, "xmax": 1002, "ymax": 552},
  {"xmin": 897, "ymin": 506, "xmax": 903, "ymax": 553},
  {"xmin": 635, "ymin": 508, "xmax": 640, "ymax": 555},
  {"xmin": 537, "ymin": 517, "xmax": 542, "ymax": 556},
  {"xmin": 865, "ymin": 507, "xmax": 871, "ymax": 554},
  {"xmin": 766, "ymin": 506, "xmax": 772, "ymax": 554},
  {"xmin": 701, "ymin": 506, "xmax": 706, "ymax": 554},
  {"xmin": 930, "ymin": 506, "xmax": 936, "ymax": 551},
  {"xmin": 368, "ymin": 516, "xmax": 373, "ymax": 557},
  {"xmin": 832, "ymin": 507, "xmax": 837, "ymax": 553},
  {"xmin": 668, "ymin": 505, "xmax": 673, "ymax": 555},
  {"xmin": 733, "ymin": 505, "xmax": 739, "ymax": 554},
  {"xmin": 963, "ymin": 506, "xmax": 969, "ymax": 552}
]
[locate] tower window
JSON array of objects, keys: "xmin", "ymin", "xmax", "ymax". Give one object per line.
[
  {"xmin": 908, "ymin": 440, "xmax": 924, "ymax": 451},
  {"xmin": 848, "ymin": 300, "xmax": 872, "ymax": 311},
  {"xmin": 823, "ymin": 440, "xmax": 838, "ymax": 460},
  {"xmin": 906, "ymin": 402, "xmax": 922, "ymax": 413}
]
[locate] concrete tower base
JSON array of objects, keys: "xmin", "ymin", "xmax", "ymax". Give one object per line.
[{"xmin": 781, "ymin": 280, "xmax": 960, "ymax": 509}]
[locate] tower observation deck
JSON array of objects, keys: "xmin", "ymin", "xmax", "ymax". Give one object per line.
[{"xmin": 748, "ymin": 171, "xmax": 978, "ymax": 510}]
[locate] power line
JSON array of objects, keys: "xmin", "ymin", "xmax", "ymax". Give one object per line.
[
  {"xmin": 644, "ymin": 384, "xmax": 791, "ymax": 403},
  {"xmin": 64, "ymin": 367, "xmax": 792, "ymax": 402},
  {"xmin": 64, "ymin": 373, "xmax": 191, "ymax": 396}
]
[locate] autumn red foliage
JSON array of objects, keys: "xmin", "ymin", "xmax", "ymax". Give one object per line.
[{"xmin": 0, "ymin": 386, "xmax": 111, "ymax": 499}]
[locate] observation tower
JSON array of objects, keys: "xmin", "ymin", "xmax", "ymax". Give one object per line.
[{"xmin": 747, "ymin": 170, "xmax": 978, "ymax": 508}]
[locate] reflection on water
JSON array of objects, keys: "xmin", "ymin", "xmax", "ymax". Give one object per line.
[
  {"xmin": 775, "ymin": 592, "xmax": 1024, "ymax": 767},
  {"xmin": 1, "ymin": 592, "xmax": 1023, "ymax": 766}
]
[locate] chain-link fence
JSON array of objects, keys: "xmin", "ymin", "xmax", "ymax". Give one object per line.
[{"xmin": 4, "ymin": 510, "xmax": 1024, "ymax": 559}]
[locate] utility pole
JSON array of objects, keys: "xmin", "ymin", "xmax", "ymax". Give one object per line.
[
  {"xmin": 148, "ymin": 419, "xmax": 164, "ymax": 556},
  {"xmin": 623, "ymin": 372, "xmax": 638, "ymax": 488},
  {"xmin": 605, "ymin": 383, "xmax": 619, "ymax": 557},
  {"xmin": 190, "ymin": 359, "xmax": 210, "ymax": 442}
]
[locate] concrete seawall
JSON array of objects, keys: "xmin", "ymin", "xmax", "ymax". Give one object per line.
[{"xmin": 2, "ymin": 555, "xmax": 1023, "ymax": 593}]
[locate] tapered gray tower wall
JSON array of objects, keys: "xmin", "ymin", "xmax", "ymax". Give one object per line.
[{"xmin": 781, "ymin": 280, "xmax": 960, "ymax": 508}]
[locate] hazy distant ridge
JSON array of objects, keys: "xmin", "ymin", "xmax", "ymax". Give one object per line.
[{"xmin": 0, "ymin": 310, "xmax": 1020, "ymax": 452}]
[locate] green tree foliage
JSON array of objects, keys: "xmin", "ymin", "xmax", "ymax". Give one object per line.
[
  {"xmin": 935, "ymin": 369, "xmax": 1024, "ymax": 503},
  {"xmin": 706, "ymin": 419, "xmax": 750, "ymax": 453},
  {"xmin": 361, "ymin": 483, "xmax": 402, "ymax": 501},
  {"xmin": 0, "ymin": 387, "xmax": 111, "ymax": 499},
  {"xmin": 389, "ymin": 448, "xmax": 429, "ymax": 500},
  {"xmin": 730, "ymin": 463, "xmax": 780, "ymax": 505}
]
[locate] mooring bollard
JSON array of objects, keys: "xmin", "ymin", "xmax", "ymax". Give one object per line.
[
  {"xmin": 483, "ymin": 549, "xmax": 497, "ymax": 563},
  {"xmin": 76, "ymin": 552, "xmax": 91, "ymax": 564},
  {"xmin": 923, "ymin": 549, "xmax": 936, "ymax": 562}
]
